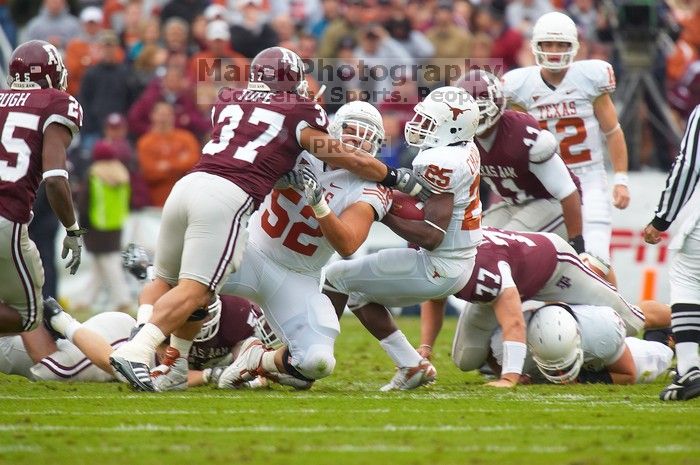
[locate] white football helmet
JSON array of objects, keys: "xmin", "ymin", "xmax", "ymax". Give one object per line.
[
  {"xmin": 531, "ymin": 12, "xmax": 579, "ymax": 71},
  {"xmin": 194, "ymin": 296, "xmax": 222, "ymax": 343},
  {"xmin": 329, "ymin": 101, "xmax": 385, "ymax": 157},
  {"xmin": 404, "ymin": 86, "xmax": 479, "ymax": 148},
  {"xmin": 527, "ymin": 304, "xmax": 583, "ymax": 384}
]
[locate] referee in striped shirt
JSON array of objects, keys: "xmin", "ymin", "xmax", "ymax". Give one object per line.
[{"xmin": 644, "ymin": 104, "xmax": 700, "ymax": 401}]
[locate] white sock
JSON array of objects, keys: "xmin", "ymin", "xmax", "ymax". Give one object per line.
[
  {"xmin": 675, "ymin": 342, "xmax": 700, "ymax": 375},
  {"xmin": 115, "ymin": 323, "xmax": 165, "ymax": 365},
  {"xmin": 64, "ymin": 320, "xmax": 83, "ymax": 343},
  {"xmin": 170, "ymin": 335, "xmax": 193, "ymax": 357},
  {"xmin": 49, "ymin": 311, "xmax": 77, "ymax": 337},
  {"xmin": 261, "ymin": 351, "xmax": 279, "ymax": 374},
  {"xmin": 380, "ymin": 330, "xmax": 422, "ymax": 368},
  {"xmin": 136, "ymin": 304, "xmax": 154, "ymax": 326}
]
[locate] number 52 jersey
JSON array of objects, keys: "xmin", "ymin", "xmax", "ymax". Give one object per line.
[
  {"xmin": 503, "ymin": 59, "xmax": 616, "ymax": 170},
  {"xmin": 0, "ymin": 88, "xmax": 82, "ymax": 224}
]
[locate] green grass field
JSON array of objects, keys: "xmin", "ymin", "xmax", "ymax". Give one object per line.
[{"xmin": 1, "ymin": 316, "xmax": 699, "ymax": 465}]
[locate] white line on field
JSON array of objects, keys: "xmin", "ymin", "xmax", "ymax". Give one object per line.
[
  {"xmin": 0, "ymin": 423, "xmax": 698, "ymax": 434},
  {"xmin": 2, "ymin": 408, "xmax": 391, "ymax": 416}
]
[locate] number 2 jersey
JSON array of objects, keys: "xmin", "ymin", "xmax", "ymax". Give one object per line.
[
  {"xmin": 503, "ymin": 60, "xmax": 616, "ymax": 170},
  {"xmin": 414, "ymin": 142, "xmax": 482, "ymax": 259},
  {"xmin": 191, "ymin": 89, "xmax": 329, "ymax": 207},
  {"xmin": 0, "ymin": 88, "xmax": 82, "ymax": 224},
  {"xmin": 247, "ymin": 154, "xmax": 392, "ymax": 275}
]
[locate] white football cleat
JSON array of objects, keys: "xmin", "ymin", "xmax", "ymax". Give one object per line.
[
  {"xmin": 380, "ymin": 359, "xmax": 437, "ymax": 391},
  {"xmin": 218, "ymin": 337, "xmax": 266, "ymax": 389},
  {"xmin": 150, "ymin": 347, "xmax": 188, "ymax": 391}
]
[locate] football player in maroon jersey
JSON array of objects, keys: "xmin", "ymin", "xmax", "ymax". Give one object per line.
[
  {"xmin": 110, "ymin": 46, "xmax": 425, "ymax": 391},
  {"xmin": 0, "ymin": 40, "xmax": 84, "ymax": 336}
]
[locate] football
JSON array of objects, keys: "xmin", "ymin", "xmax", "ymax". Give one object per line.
[{"xmin": 389, "ymin": 191, "xmax": 425, "ymax": 221}]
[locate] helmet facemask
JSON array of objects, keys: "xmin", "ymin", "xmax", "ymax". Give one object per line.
[
  {"xmin": 532, "ymin": 344, "xmax": 584, "ymax": 384},
  {"xmin": 253, "ymin": 312, "xmax": 282, "ymax": 349},
  {"xmin": 475, "ymin": 97, "xmax": 500, "ymax": 136},
  {"xmin": 405, "ymin": 109, "xmax": 439, "ymax": 148},
  {"xmin": 533, "ymin": 40, "xmax": 579, "ymax": 71},
  {"xmin": 193, "ymin": 296, "xmax": 222, "ymax": 343}
]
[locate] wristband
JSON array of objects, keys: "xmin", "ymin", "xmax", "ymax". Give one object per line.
[
  {"xmin": 201, "ymin": 368, "xmax": 212, "ymax": 384},
  {"xmin": 312, "ymin": 199, "xmax": 331, "ymax": 218},
  {"xmin": 67, "ymin": 222, "xmax": 79, "ymax": 231},
  {"xmin": 568, "ymin": 235, "xmax": 585, "ymax": 254},
  {"xmin": 502, "ymin": 341, "xmax": 527, "ymax": 375},
  {"xmin": 613, "ymin": 172, "xmax": 628, "ymax": 187},
  {"xmin": 380, "ymin": 167, "xmax": 397, "ymax": 187},
  {"xmin": 66, "ymin": 226, "xmax": 87, "ymax": 237},
  {"xmin": 42, "ymin": 169, "xmax": 69, "ymax": 179}
]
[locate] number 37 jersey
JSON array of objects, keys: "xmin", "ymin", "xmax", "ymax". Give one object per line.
[
  {"xmin": 503, "ymin": 60, "xmax": 616, "ymax": 170},
  {"xmin": 247, "ymin": 154, "xmax": 392, "ymax": 275},
  {"xmin": 0, "ymin": 88, "xmax": 82, "ymax": 224}
]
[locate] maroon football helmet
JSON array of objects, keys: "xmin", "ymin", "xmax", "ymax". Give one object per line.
[
  {"xmin": 248, "ymin": 46, "xmax": 308, "ymax": 98},
  {"xmin": 455, "ymin": 69, "xmax": 505, "ymax": 136},
  {"xmin": 7, "ymin": 40, "xmax": 68, "ymax": 91}
]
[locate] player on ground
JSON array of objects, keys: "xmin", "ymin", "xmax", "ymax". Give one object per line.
[
  {"xmin": 446, "ymin": 228, "xmax": 669, "ymax": 386},
  {"xmin": 419, "ymin": 69, "xmax": 585, "ymax": 360},
  {"xmin": 489, "ymin": 303, "xmax": 673, "ymax": 385},
  {"xmin": 324, "ymin": 87, "xmax": 482, "ymax": 390},
  {"xmin": 213, "ymin": 101, "xmax": 397, "ymax": 391},
  {"xmin": 0, "ymin": 40, "xmax": 84, "ymax": 339},
  {"xmin": 17, "ymin": 293, "xmax": 277, "ymax": 387},
  {"xmin": 109, "ymin": 47, "xmax": 424, "ymax": 391},
  {"xmin": 503, "ymin": 12, "xmax": 630, "ymax": 270}
]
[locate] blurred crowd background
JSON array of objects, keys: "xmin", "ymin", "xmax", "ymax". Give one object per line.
[{"xmin": 1, "ymin": 0, "xmax": 699, "ymax": 312}]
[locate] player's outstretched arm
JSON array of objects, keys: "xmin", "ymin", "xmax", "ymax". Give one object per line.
[
  {"xmin": 487, "ymin": 287, "xmax": 526, "ymax": 388},
  {"xmin": 605, "ymin": 345, "xmax": 637, "ymax": 385},
  {"xmin": 594, "ymin": 93, "xmax": 630, "ymax": 209},
  {"xmin": 299, "ymin": 127, "xmax": 422, "ymax": 195},
  {"xmin": 382, "ymin": 193, "xmax": 453, "ymax": 251},
  {"xmin": 560, "ymin": 191, "xmax": 585, "ymax": 252},
  {"xmin": 42, "ymin": 123, "xmax": 84, "ymax": 274}
]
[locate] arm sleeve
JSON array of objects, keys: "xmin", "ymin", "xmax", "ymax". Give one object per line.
[
  {"xmin": 529, "ymin": 155, "xmax": 578, "ymax": 200},
  {"xmin": 358, "ymin": 183, "xmax": 393, "ymax": 220},
  {"xmin": 295, "ymin": 102, "xmax": 330, "ymax": 145},
  {"xmin": 43, "ymin": 91, "xmax": 82, "ymax": 138},
  {"xmin": 653, "ymin": 106, "xmax": 700, "ymax": 230}
]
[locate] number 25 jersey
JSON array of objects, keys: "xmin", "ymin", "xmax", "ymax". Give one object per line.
[
  {"xmin": 0, "ymin": 88, "xmax": 82, "ymax": 224},
  {"xmin": 503, "ymin": 59, "xmax": 616, "ymax": 170}
]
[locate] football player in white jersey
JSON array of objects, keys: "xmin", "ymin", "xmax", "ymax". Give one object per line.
[
  {"xmin": 215, "ymin": 101, "xmax": 398, "ymax": 390},
  {"xmin": 503, "ymin": 11, "xmax": 630, "ymax": 271},
  {"xmin": 489, "ymin": 304, "xmax": 673, "ymax": 385},
  {"xmin": 324, "ymin": 87, "xmax": 482, "ymax": 390}
]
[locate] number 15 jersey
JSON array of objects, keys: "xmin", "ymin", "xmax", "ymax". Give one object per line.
[{"xmin": 503, "ymin": 60, "xmax": 616, "ymax": 170}]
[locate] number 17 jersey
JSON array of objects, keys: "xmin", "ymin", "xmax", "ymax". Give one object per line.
[{"xmin": 503, "ymin": 60, "xmax": 616, "ymax": 170}]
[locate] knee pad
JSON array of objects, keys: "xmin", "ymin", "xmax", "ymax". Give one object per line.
[{"xmin": 295, "ymin": 344, "xmax": 336, "ymax": 380}]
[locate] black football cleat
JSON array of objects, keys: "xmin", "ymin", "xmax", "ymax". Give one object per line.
[
  {"xmin": 109, "ymin": 356, "xmax": 155, "ymax": 392},
  {"xmin": 660, "ymin": 367, "xmax": 700, "ymax": 401},
  {"xmin": 42, "ymin": 297, "xmax": 66, "ymax": 340}
]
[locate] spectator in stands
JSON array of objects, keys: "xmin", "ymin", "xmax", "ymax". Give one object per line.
[
  {"xmin": 272, "ymin": 15, "xmax": 297, "ymax": 50},
  {"xmin": 308, "ymin": 0, "xmax": 340, "ymax": 40},
  {"xmin": 128, "ymin": 58, "xmax": 209, "ymax": 138},
  {"xmin": 385, "ymin": 13, "xmax": 434, "ymax": 60},
  {"xmin": 427, "ymin": 1, "xmax": 472, "ymax": 63},
  {"xmin": 0, "ymin": 0, "xmax": 17, "ymax": 47},
  {"xmin": 119, "ymin": 0, "xmax": 146, "ymax": 56},
  {"xmin": 319, "ymin": 0, "xmax": 365, "ymax": 58},
  {"xmin": 567, "ymin": 0, "xmax": 599, "ymax": 41},
  {"xmin": 203, "ymin": 3, "xmax": 229, "ymax": 23},
  {"xmin": 505, "ymin": 0, "xmax": 553, "ymax": 34},
  {"xmin": 79, "ymin": 29, "xmax": 133, "ymax": 152},
  {"xmin": 189, "ymin": 20, "xmax": 249, "ymax": 86},
  {"xmin": 474, "ymin": 3, "xmax": 524, "ymax": 72},
  {"xmin": 137, "ymin": 102, "xmax": 200, "ymax": 208},
  {"xmin": 355, "ymin": 23, "xmax": 412, "ymax": 94},
  {"xmin": 24, "ymin": 0, "xmax": 82, "ymax": 49},
  {"xmin": 75, "ymin": 141, "xmax": 132, "ymax": 314},
  {"xmin": 130, "ymin": 44, "xmax": 168, "ymax": 98},
  {"xmin": 128, "ymin": 16, "xmax": 162, "ymax": 62},
  {"xmin": 65, "ymin": 7, "xmax": 113, "ymax": 97},
  {"xmin": 160, "ymin": 0, "xmax": 207, "ymax": 25},
  {"xmin": 229, "ymin": 0, "xmax": 279, "ymax": 59},
  {"xmin": 162, "ymin": 17, "xmax": 193, "ymax": 56}
]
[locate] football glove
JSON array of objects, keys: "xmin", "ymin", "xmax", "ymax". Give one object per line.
[{"xmin": 62, "ymin": 228, "xmax": 86, "ymax": 275}]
